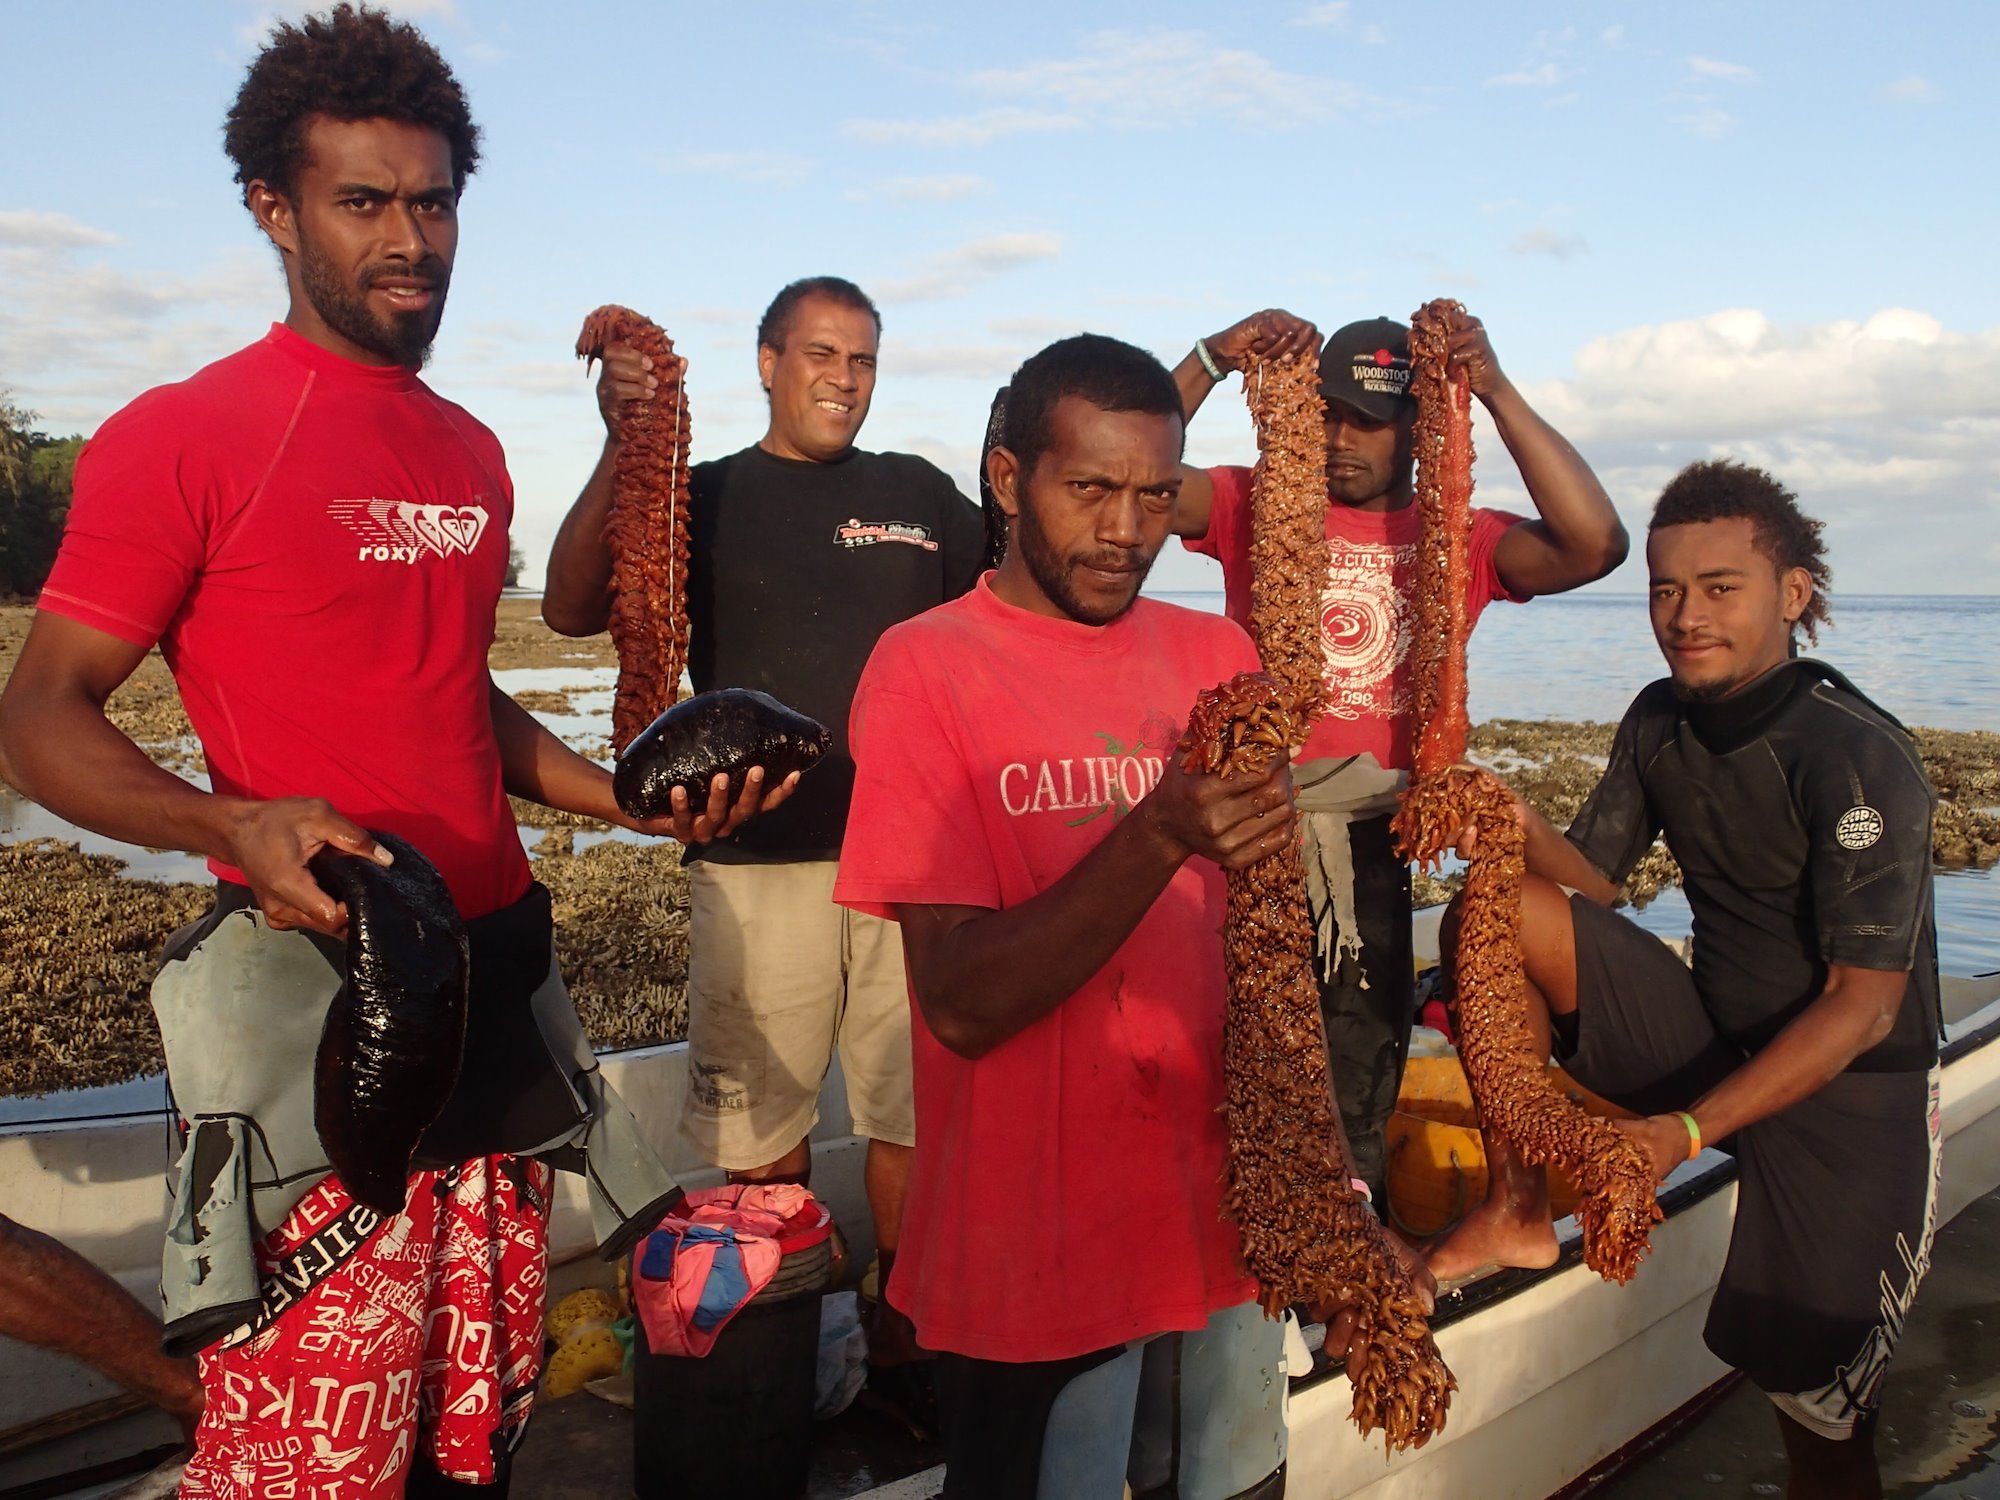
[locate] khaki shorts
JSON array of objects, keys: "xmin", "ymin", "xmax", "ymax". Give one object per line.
[{"xmin": 681, "ymin": 859, "xmax": 915, "ymax": 1168}]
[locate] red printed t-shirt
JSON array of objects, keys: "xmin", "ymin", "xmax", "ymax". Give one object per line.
[
  {"xmin": 40, "ymin": 325, "xmax": 529, "ymax": 919},
  {"xmin": 1185, "ymin": 464, "xmax": 1527, "ymax": 770},
  {"xmin": 833, "ymin": 579, "xmax": 1260, "ymax": 1362}
]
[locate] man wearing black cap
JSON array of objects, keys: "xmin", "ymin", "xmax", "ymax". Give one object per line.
[{"xmin": 1169, "ymin": 306, "xmax": 1627, "ymax": 1201}]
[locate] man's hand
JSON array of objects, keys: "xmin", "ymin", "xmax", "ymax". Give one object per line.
[
  {"xmin": 1615, "ymin": 1114, "xmax": 1692, "ymax": 1187},
  {"xmin": 218, "ymin": 797, "xmax": 388, "ymax": 938},
  {"xmin": 593, "ymin": 341, "xmax": 687, "ymax": 438},
  {"xmin": 1450, "ymin": 765, "xmax": 1529, "ymax": 858},
  {"xmin": 1438, "ymin": 307, "xmax": 1512, "ymax": 401},
  {"xmin": 1201, "ymin": 310, "xmax": 1320, "ymax": 377},
  {"xmin": 1321, "ymin": 1223, "xmax": 1438, "ymax": 1381},
  {"xmin": 621, "ymin": 767, "xmax": 802, "ymax": 845},
  {"xmin": 1136, "ymin": 754, "xmax": 1297, "ymax": 872}
]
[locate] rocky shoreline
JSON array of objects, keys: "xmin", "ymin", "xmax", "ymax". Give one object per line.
[{"xmin": 3, "ymin": 599, "xmax": 1995, "ymax": 1097}]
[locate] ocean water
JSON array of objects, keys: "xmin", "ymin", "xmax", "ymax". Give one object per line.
[
  {"xmin": 1148, "ymin": 589, "xmax": 2000, "ymax": 977},
  {"xmin": 1146, "ymin": 591, "xmax": 1999, "ymax": 733}
]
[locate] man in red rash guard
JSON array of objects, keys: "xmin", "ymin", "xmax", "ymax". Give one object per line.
[
  {"xmin": 835, "ymin": 335, "xmax": 1303, "ymax": 1500},
  {"xmin": 1169, "ymin": 307, "xmax": 1628, "ymax": 1201},
  {"xmin": 0, "ymin": 8, "xmax": 692, "ymax": 1495}
]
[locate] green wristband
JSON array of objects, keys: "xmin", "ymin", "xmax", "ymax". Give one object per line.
[
  {"xmin": 1194, "ymin": 338, "xmax": 1225, "ymax": 381},
  {"xmin": 1676, "ymin": 1110, "xmax": 1702, "ymax": 1162}
]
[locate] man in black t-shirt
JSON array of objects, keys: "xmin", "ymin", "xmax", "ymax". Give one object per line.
[
  {"xmin": 544, "ymin": 277, "xmax": 984, "ymax": 1384},
  {"xmin": 1426, "ymin": 461, "xmax": 1939, "ymax": 1497}
]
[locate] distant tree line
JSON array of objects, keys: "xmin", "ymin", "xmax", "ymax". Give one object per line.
[{"xmin": 0, "ymin": 398, "xmax": 84, "ymax": 600}]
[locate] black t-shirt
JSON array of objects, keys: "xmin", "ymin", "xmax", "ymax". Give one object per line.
[
  {"xmin": 685, "ymin": 444, "xmax": 985, "ymax": 862},
  {"xmin": 1566, "ymin": 659, "xmax": 1941, "ymax": 1071}
]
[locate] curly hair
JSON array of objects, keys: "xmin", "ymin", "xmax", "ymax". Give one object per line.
[
  {"xmin": 1650, "ymin": 459, "xmax": 1832, "ymax": 642},
  {"xmin": 1001, "ymin": 334, "xmax": 1184, "ymax": 480},
  {"xmin": 224, "ymin": 3, "xmax": 480, "ymax": 206},
  {"xmin": 756, "ymin": 277, "xmax": 881, "ymax": 352}
]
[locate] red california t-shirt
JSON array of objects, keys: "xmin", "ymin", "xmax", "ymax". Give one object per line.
[
  {"xmin": 834, "ymin": 579, "xmax": 1261, "ymax": 1362},
  {"xmin": 40, "ymin": 325, "xmax": 530, "ymax": 919},
  {"xmin": 1185, "ymin": 465, "xmax": 1527, "ymax": 770}
]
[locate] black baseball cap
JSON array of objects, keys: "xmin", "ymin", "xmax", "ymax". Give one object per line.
[{"xmin": 1318, "ymin": 317, "xmax": 1412, "ymax": 422}]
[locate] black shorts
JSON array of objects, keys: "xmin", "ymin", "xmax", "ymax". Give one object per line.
[{"xmin": 1562, "ymin": 895, "xmax": 1941, "ymax": 1437}]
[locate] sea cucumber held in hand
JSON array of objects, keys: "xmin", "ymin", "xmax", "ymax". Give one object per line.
[
  {"xmin": 1180, "ymin": 352, "xmax": 1454, "ymax": 1453},
  {"xmin": 612, "ymin": 688, "xmax": 831, "ymax": 821},
  {"xmin": 1393, "ymin": 298, "xmax": 1660, "ymax": 1284},
  {"xmin": 308, "ymin": 831, "xmax": 468, "ymax": 1216},
  {"xmin": 576, "ymin": 305, "xmax": 692, "ymax": 754}
]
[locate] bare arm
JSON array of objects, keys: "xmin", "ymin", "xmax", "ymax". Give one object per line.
[
  {"xmin": 487, "ymin": 678, "xmax": 796, "ymax": 844},
  {"xmin": 897, "ymin": 755, "xmax": 1296, "ymax": 1059},
  {"xmin": 1441, "ymin": 312, "xmax": 1627, "ymax": 596},
  {"xmin": 1620, "ymin": 965, "xmax": 1909, "ymax": 1183},
  {"xmin": 1169, "ymin": 310, "xmax": 1320, "ymax": 540},
  {"xmin": 1458, "ymin": 779, "xmax": 1620, "ymax": 905},
  {"xmin": 0, "ymin": 611, "xmax": 385, "ymax": 934},
  {"xmin": 1523, "ymin": 803, "xmax": 1620, "ymax": 904},
  {"xmin": 542, "ymin": 344, "xmax": 678, "ymax": 638}
]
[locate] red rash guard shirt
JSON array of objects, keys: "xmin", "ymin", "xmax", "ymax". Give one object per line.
[
  {"xmin": 40, "ymin": 325, "xmax": 530, "ymax": 919},
  {"xmin": 1185, "ymin": 464, "xmax": 1527, "ymax": 770},
  {"xmin": 834, "ymin": 580, "xmax": 1260, "ymax": 1362}
]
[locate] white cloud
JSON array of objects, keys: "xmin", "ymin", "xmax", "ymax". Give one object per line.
[
  {"xmin": 1688, "ymin": 55, "xmax": 1756, "ymax": 83},
  {"xmin": 1510, "ymin": 229, "xmax": 1588, "ymax": 260},
  {"xmin": 667, "ymin": 152, "xmax": 816, "ymax": 188},
  {"xmin": 0, "ymin": 211, "xmax": 118, "ymax": 250},
  {"xmin": 1291, "ymin": 2, "xmax": 1349, "ymax": 29},
  {"xmin": 1675, "ymin": 108, "xmax": 1735, "ymax": 139},
  {"xmin": 889, "ymin": 344, "xmax": 1029, "ymax": 379},
  {"xmin": 1517, "ymin": 308, "xmax": 2000, "ymax": 592},
  {"xmin": 0, "ymin": 233, "xmax": 276, "ymax": 430},
  {"xmin": 1885, "ymin": 75, "xmax": 1935, "ymax": 102},
  {"xmin": 1360, "ymin": 23, "xmax": 1387, "ymax": 45},
  {"xmin": 843, "ymin": 108, "xmax": 1080, "ymax": 148},
  {"xmin": 874, "ymin": 232, "xmax": 1062, "ymax": 305},
  {"xmin": 989, "ymin": 314, "xmax": 1081, "ymax": 341},
  {"xmin": 677, "ymin": 306, "xmax": 752, "ymax": 328},
  {"xmin": 966, "ymin": 29, "xmax": 1362, "ymax": 132},
  {"xmin": 850, "ymin": 173, "xmax": 993, "ymax": 203},
  {"xmin": 1600, "ymin": 25, "xmax": 1625, "ymax": 45},
  {"xmin": 1487, "ymin": 62, "xmax": 1567, "ymax": 89},
  {"xmin": 237, "ymin": 0, "xmax": 458, "ymax": 47},
  {"xmin": 1527, "ymin": 307, "xmax": 1981, "ymax": 444}
]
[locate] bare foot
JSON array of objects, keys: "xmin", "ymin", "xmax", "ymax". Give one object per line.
[{"xmin": 1425, "ymin": 1195, "xmax": 1559, "ymax": 1284}]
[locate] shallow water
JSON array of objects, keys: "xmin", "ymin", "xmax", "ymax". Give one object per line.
[{"xmin": 1149, "ymin": 591, "xmax": 1998, "ymax": 733}]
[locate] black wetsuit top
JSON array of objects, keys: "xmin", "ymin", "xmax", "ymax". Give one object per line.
[
  {"xmin": 1566, "ymin": 658, "xmax": 1941, "ymax": 1070},
  {"xmin": 683, "ymin": 445, "xmax": 986, "ymax": 864}
]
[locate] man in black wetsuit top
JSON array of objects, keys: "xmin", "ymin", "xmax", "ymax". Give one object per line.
[
  {"xmin": 543, "ymin": 277, "xmax": 986, "ymax": 1396},
  {"xmin": 1428, "ymin": 460, "xmax": 1940, "ymax": 1500}
]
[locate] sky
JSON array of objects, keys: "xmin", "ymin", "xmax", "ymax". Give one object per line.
[{"xmin": 3, "ymin": 1, "xmax": 1996, "ymax": 595}]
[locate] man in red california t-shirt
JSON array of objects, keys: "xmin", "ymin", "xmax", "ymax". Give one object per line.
[
  {"xmin": 0, "ymin": 10, "xmax": 710, "ymax": 1496},
  {"xmin": 837, "ymin": 335, "xmax": 1322, "ymax": 1500},
  {"xmin": 1168, "ymin": 307, "xmax": 1627, "ymax": 1203}
]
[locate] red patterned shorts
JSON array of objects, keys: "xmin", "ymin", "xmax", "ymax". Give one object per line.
[{"xmin": 179, "ymin": 1156, "xmax": 552, "ymax": 1497}]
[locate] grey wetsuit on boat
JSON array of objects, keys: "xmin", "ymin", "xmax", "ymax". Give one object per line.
[
  {"xmin": 1558, "ymin": 657, "xmax": 1941, "ymax": 1440},
  {"xmin": 152, "ymin": 880, "xmax": 681, "ymax": 1356}
]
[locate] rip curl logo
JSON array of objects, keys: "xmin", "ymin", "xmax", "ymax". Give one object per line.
[
  {"xmin": 329, "ymin": 498, "xmax": 492, "ymax": 564},
  {"xmin": 1835, "ymin": 805, "xmax": 1885, "ymax": 850},
  {"xmin": 833, "ymin": 518, "xmax": 939, "ymax": 551}
]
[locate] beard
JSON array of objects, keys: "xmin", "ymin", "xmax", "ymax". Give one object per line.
[
  {"xmin": 1013, "ymin": 495, "xmax": 1154, "ymax": 626},
  {"xmin": 298, "ymin": 233, "xmax": 448, "ymax": 369},
  {"xmin": 1670, "ymin": 676, "xmax": 1735, "ymax": 703}
]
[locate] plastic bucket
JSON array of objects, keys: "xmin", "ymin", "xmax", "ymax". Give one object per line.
[{"xmin": 631, "ymin": 1194, "xmax": 834, "ymax": 1499}]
